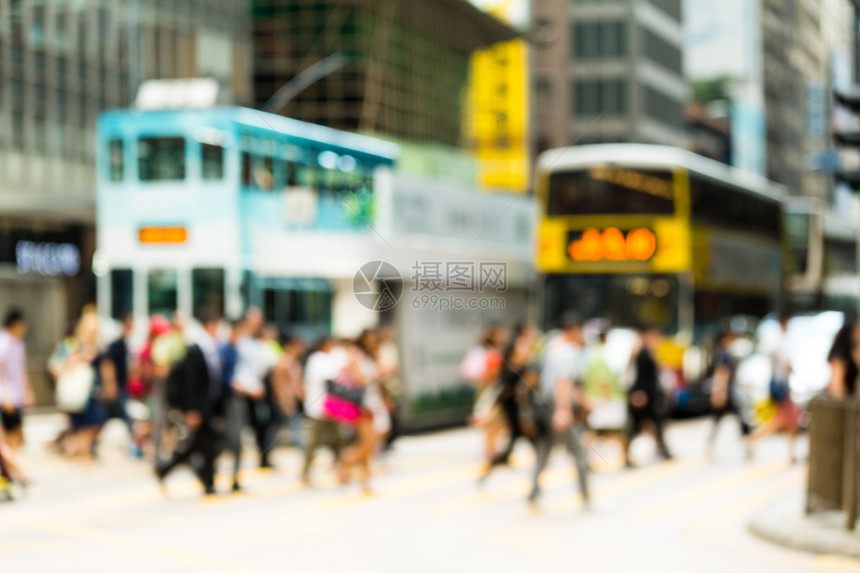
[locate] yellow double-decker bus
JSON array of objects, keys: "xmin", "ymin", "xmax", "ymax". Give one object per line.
[{"xmin": 536, "ymin": 144, "xmax": 787, "ymax": 386}]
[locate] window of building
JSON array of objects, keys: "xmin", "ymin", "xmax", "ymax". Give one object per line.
[
  {"xmin": 110, "ymin": 269, "xmax": 134, "ymax": 319},
  {"xmin": 642, "ymin": 28, "xmax": 682, "ymax": 76},
  {"xmin": 11, "ymin": 114, "xmax": 24, "ymax": 151},
  {"xmin": 55, "ymin": 10, "xmax": 68, "ymax": 49},
  {"xmin": 29, "ymin": 4, "xmax": 45, "ymax": 48},
  {"xmin": 647, "ymin": 0, "xmax": 682, "ymax": 21},
  {"xmin": 138, "ymin": 137, "xmax": 185, "ymax": 181},
  {"xmin": 109, "ymin": 138, "xmax": 124, "ymax": 182},
  {"xmin": 574, "ymin": 79, "xmax": 628, "ymax": 116},
  {"xmin": 147, "ymin": 269, "xmax": 178, "ymax": 318},
  {"xmin": 201, "ymin": 143, "xmax": 224, "ymax": 180},
  {"xmin": 10, "ymin": 0, "xmax": 23, "ymax": 43},
  {"xmin": 573, "ymin": 21, "xmax": 627, "ymax": 60},
  {"xmin": 642, "ymin": 86, "xmax": 684, "ymax": 129},
  {"xmin": 192, "ymin": 268, "xmax": 225, "ymax": 317}
]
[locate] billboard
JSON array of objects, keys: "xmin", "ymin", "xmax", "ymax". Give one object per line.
[{"xmin": 466, "ymin": 0, "xmax": 531, "ymax": 192}]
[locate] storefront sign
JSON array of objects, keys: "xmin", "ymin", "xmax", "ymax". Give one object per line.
[{"xmin": 15, "ymin": 241, "xmax": 81, "ymax": 276}]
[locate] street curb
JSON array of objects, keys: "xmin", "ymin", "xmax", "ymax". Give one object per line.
[{"xmin": 749, "ymin": 495, "xmax": 860, "ymax": 560}]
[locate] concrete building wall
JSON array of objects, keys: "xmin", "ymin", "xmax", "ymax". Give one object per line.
[{"xmin": 533, "ymin": 0, "xmax": 687, "ymax": 151}]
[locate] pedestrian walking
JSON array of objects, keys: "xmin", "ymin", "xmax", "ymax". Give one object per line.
[
  {"xmin": 460, "ymin": 325, "xmax": 507, "ymax": 464},
  {"xmin": 219, "ymin": 318, "xmax": 245, "ymax": 491},
  {"xmin": 377, "ymin": 325, "xmax": 403, "ymax": 451},
  {"xmin": 582, "ymin": 328, "xmax": 627, "ymax": 440},
  {"xmin": 301, "ymin": 336, "xmax": 347, "ymax": 485},
  {"xmin": 0, "ymin": 309, "xmax": 32, "ymax": 451},
  {"xmin": 480, "ymin": 320, "xmax": 539, "ymax": 481},
  {"xmin": 826, "ymin": 317, "xmax": 859, "ymax": 399},
  {"xmin": 127, "ymin": 315, "xmax": 170, "ymax": 454},
  {"xmin": 624, "ymin": 326, "xmax": 673, "ymax": 467},
  {"xmin": 706, "ymin": 329, "xmax": 752, "ymax": 457},
  {"xmin": 527, "ymin": 314, "xmax": 590, "ymax": 506},
  {"xmin": 748, "ymin": 316, "xmax": 800, "ymax": 463},
  {"xmin": 234, "ymin": 308, "xmax": 279, "ymax": 469},
  {"xmin": 53, "ymin": 309, "xmax": 106, "ymax": 462},
  {"xmin": 272, "ymin": 334, "xmax": 306, "ymax": 449},
  {"xmin": 155, "ymin": 310, "xmax": 226, "ymax": 496},
  {"xmin": 100, "ymin": 312, "xmax": 142, "ymax": 457},
  {"xmin": 335, "ymin": 333, "xmax": 389, "ymax": 494},
  {"xmin": 151, "ymin": 312, "xmax": 189, "ymax": 461}
]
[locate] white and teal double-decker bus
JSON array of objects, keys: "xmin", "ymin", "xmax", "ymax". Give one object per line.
[{"xmin": 96, "ymin": 106, "xmax": 398, "ymax": 340}]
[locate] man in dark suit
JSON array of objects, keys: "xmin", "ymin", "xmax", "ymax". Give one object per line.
[{"xmin": 156, "ymin": 309, "xmax": 225, "ymax": 495}]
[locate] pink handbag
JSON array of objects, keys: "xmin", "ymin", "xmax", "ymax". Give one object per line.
[
  {"xmin": 322, "ymin": 376, "xmax": 364, "ymax": 425},
  {"xmin": 323, "ymin": 394, "xmax": 362, "ymax": 425}
]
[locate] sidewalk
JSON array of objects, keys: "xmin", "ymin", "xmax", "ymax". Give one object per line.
[{"xmin": 750, "ymin": 492, "xmax": 860, "ymax": 560}]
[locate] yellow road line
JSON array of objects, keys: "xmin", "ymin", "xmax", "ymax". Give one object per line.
[
  {"xmin": 541, "ymin": 457, "xmax": 709, "ymax": 516},
  {"xmin": 0, "ymin": 540, "xmax": 75, "ymax": 555},
  {"xmin": 814, "ymin": 555, "xmax": 860, "ymax": 573},
  {"xmin": 17, "ymin": 515, "xmax": 283, "ymax": 573},
  {"xmin": 679, "ymin": 465, "xmax": 859, "ymax": 573},
  {"xmin": 637, "ymin": 461, "xmax": 789, "ymax": 522},
  {"xmin": 431, "ymin": 456, "xmax": 708, "ymax": 517}
]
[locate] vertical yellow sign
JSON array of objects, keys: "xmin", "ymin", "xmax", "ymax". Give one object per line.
[{"xmin": 466, "ymin": 1, "xmax": 530, "ymax": 192}]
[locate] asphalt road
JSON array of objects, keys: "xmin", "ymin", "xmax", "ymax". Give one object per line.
[{"xmin": 1, "ymin": 414, "xmax": 858, "ymax": 573}]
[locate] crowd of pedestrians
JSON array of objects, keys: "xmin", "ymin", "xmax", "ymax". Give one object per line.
[
  {"xmin": 0, "ymin": 304, "xmax": 402, "ymax": 498},
  {"xmin": 2, "ymin": 303, "xmax": 859, "ymax": 505},
  {"xmin": 461, "ymin": 312, "xmax": 859, "ymax": 507}
]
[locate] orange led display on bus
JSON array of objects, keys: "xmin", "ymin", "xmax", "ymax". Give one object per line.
[
  {"xmin": 139, "ymin": 226, "xmax": 188, "ymax": 244},
  {"xmin": 568, "ymin": 227, "xmax": 657, "ymax": 262}
]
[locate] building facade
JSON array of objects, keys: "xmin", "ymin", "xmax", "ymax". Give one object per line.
[
  {"xmin": 0, "ymin": 0, "xmax": 250, "ymax": 401},
  {"xmin": 251, "ymin": 0, "xmax": 516, "ymax": 147},
  {"xmin": 686, "ymin": 0, "xmax": 858, "ymax": 201},
  {"xmin": 532, "ymin": 0, "xmax": 687, "ymax": 155}
]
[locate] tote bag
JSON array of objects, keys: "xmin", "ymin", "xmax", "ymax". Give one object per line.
[{"xmin": 56, "ymin": 363, "xmax": 95, "ymax": 413}]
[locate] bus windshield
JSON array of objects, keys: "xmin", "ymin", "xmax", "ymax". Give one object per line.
[
  {"xmin": 544, "ymin": 273, "xmax": 681, "ymax": 335},
  {"xmin": 546, "ymin": 166, "xmax": 675, "ymax": 216}
]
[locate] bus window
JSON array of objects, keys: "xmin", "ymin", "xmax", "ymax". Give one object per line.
[
  {"xmin": 192, "ymin": 268, "xmax": 225, "ymax": 316},
  {"xmin": 201, "ymin": 143, "xmax": 224, "ymax": 180},
  {"xmin": 259, "ymin": 157, "xmax": 274, "ymax": 190},
  {"xmin": 296, "ymin": 163, "xmax": 314, "ymax": 187},
  {"xmin": 544, "ymin": 274, "xmax": 680, "ymax": 335},
  {"xmin": 110, "ymin": 269, "xmax": 133, "ymax": 319},
  {"xmin": 304, "ymin": 290, "xmax": 330, "ymax": 324},
  {"xmin": 109, "ymin": 138, "xmax": 124, "ymax": 182},
  {"xmin": 547, "ymin": 168, "xmax": 674, "ymax": 216},
  {"xmin": 262, "ymin": 288, "xmax": 278, "ymax": 323},
  {"xmin": 690, "ymin": 175, "xmax": 780, "ymax": 236},
  {"xmin": 138, "ymin": 137, "xmax": 186, "ymax": 181},
  {"xmin": 242, "ymin": 152, "xmax": 274, "ymax": 190},
  {"xmin": 287, "ymin": 289, "xmax": 301, "ymax": 323},
  {"xmin": 242, "ymin": 152, "xmax": 252, "ymax": 187},
  {"xmin": 147, "ymin": 269, "xmax": 178, "ymax": 318}
]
